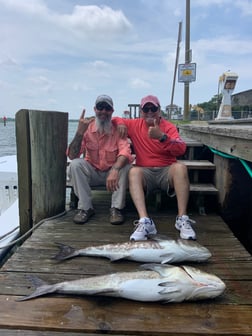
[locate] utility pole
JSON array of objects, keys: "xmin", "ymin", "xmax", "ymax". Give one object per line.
[
  {"xmin": 184, "ymin": 0, "xmax": 191, "ymax": 120},
  {"xmin": 170, "ymin": 21, "xmax": 182, "ymax": 118}
]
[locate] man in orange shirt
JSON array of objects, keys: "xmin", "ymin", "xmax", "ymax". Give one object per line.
[{"xmin": 67, "ymin": 95, "xmax": 133, "ymax": 225}]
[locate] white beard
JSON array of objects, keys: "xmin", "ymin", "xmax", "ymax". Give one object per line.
[{"xmin": 95, "ymin": 117, "xmax": 112, "ymax": 134}]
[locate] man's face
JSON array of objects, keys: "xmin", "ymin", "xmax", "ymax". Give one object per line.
[
  {"xmin": 141, "ymin": 103, "xmax": 160, "ymax": 126},
  {"xmin": 95, "ymin": 102, "xmax": 114, "ymax": 122},
  {"xmin": 94, "ymin": 102, "xmax": 114, "ymax": 133}
]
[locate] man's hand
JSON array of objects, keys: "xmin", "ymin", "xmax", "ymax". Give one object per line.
[
  {"xmin": 68, "ymin": 109, "xmax": 94, "ymax": 160},
  {"xmin": 148, "ymin": 119, "xmax": 163, "ymax": 139},
  {"xmin": 106, "ymin": 169, "xmax": 119, "ymax": 192},
  {"xmin": 117, "ymin": 124, "xmax": 128, "ymax": 139},
  {"xmin": 77, "ymin": 109, "xmax": 95, "ymax": 135}
]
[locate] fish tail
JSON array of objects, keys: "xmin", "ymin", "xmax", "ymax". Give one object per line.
[
  {"xmin": 53, "ymin": 243, "xmax": 77, "ymax": 261},
  {"xmin": 17, "ymin": 275, "xmax": 57, "ymax": 301}
]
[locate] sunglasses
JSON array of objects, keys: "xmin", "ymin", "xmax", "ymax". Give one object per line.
[
  {"xmin": 96, "ymin": 103, "xmax": 113, "ymax": 111},
  {"xmin": 142, "ymin": 106, "xmax": 159, "ymax": 113}
]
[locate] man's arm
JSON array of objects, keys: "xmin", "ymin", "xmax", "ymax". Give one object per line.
[
  {"xmin": 67, "ymin": 109, "xmax": 94, "ymax": 160},
  {"xmin": 68, "ymin": 132, "xmax": 84, "ymax": 160},
  {"xmin": 110, "ymin": 155, "xmax": 129, "ymax": 170}
]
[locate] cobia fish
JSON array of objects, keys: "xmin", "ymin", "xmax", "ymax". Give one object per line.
[
  {"xmin": 18, "ymin": 264, "xmax": 225, "ymax": 302},
  {"xmin": 53, "ymin": 235, "xmax": 211, "ymax": 264}
]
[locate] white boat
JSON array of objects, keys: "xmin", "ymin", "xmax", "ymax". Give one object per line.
[{"xmin": 0, "ymin": 155, "xmax": 19, "ymax": 259}]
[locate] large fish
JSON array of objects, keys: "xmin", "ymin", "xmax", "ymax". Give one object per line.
[
  {"xmin": 53, "ymin": 235, "xmax": 211, "ymax": 264},
  {"xmin": 18, "ymin": 264, "xmax": 225, "ymax": 302}
]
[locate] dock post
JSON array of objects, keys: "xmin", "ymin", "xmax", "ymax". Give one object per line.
[{"xmin": 15, "ymin": 109, "xmax": 68, "ymax": 235}]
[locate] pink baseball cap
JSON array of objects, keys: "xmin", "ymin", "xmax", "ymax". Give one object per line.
[{"xmin": 140, "ymin": 95, "xmax": 160, "ymax": 108}]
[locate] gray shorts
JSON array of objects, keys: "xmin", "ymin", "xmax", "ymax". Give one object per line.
[{"xmin": 142, "ymin": 166, "xmax": 175, "ymax": 197}]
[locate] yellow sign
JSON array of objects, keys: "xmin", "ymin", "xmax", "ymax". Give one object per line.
[
  {"xmin": 178, "ymin": 63, "xmax": 196, "ymax": 82},
  {"xmin": 182, "ymin": 69, "xmax": 192, "ymax": 76}
]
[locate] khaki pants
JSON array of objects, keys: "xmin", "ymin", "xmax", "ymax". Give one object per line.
[{"xmin": 68, "ymin": 158, "xmax": 131, "ymax": 210}]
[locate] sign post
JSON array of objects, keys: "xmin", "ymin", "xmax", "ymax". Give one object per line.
[
  {"xmin": 178, "ymin": 63, "xmax": 196, "ymax": 120},
  {"xmin": 178, "ymin": 63, "xmax": 196, "ymax": 83}
]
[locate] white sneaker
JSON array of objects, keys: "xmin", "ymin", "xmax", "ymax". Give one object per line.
[
  {"xmin": 130, "ymin": 217, "xmax": 157, "ymax": 241},
  {"xmin": 175, "ymin": 215, "xmax": 196, "ymax": 240}
]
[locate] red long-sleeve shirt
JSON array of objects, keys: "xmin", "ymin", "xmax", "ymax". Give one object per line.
[{"xmin": 113, "ymin": 117, "xmax": 186, "ymax": 167}]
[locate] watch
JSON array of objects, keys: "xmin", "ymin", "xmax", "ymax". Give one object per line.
[
  {"xmin": 159, "ymin": 133, "xmax": 167, "ymax": 143},
  {"xmin": 111, "ymin": 166, "xmax": 120, "ymax": 171}
]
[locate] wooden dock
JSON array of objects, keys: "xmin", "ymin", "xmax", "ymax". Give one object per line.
[{"xmin": 0, "ymin": 191, "xmax": 252, "ymax": 335}]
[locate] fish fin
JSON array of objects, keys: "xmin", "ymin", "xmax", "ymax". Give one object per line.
[
  {"xmin": 53, "ymin": 243, "xmax": 78, "ymax": 261},
  {"xmin": 159, "ymin": 254, "xmax": 174, "ymax": 264},
  {"xmin": 84, "ymin": 288, "xmax": 117, "ymax": 296},
  {"xmin": 158, "ymin": 281, "xmax": 181, "ymax": 295},
  {"xmin": 109, "ymin": 254, "xmax": 130, "ymax": 262},
  {"xmin": 25, "ymin": 274, "xmax": 48, "ymax": 287},
  {"xmin": 17, "ymin": 275, "xmax": 56, "ymax": 301},
  {"xmin": 140, "ymin": 263, "xmax": 175, "ymax": 276},
  {"xmin": 147, "ymin": 234, "xmax": 172, "ymax": 241}
]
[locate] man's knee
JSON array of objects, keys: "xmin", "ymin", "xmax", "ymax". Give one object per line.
[
  {"xmin": 69, "ymin": 159, "xmax": 90, "ymax": 180},
  {"xmin": 69, "ymin": 158, "xmax": 83, "ymax": 170},
  {"xmin": 129, "ymin": 166, "xmax": 143, "ymax": 179},
  {"xmin": 170, "ymin": 162, "xmax": 188, "ymax": 176}
]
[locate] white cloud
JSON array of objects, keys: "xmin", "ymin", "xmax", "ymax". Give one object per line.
[
  {"xmin": 58, "ymin": 5, "xmax": 132, "ymax": 35},
  {"xmin": 235, "ymin": 0, "xmax": 252, "ymax": 16},
  {"xmin": 0, "ymin": 0, "xmax": 48, "ymax": 15},
  {"xmin": 129, "ymin": 78, "xmax": 151, "ymax": 89},
  {"xmin": 0, "ymin": 1, "xmax": 251, "ymax": 118}
]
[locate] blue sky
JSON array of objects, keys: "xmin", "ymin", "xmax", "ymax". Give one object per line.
[{"xmin": 0, "ymin": 0, "xmax": 252, "ymax": 119}]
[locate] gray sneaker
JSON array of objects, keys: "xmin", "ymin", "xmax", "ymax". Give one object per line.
[{"xmin": 130, "ymin": 217, "xmax": 157, "ymax": 241}]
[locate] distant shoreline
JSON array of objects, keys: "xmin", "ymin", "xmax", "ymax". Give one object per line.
[{"xmin": 1, "ymin": 118, "xmax": 80, "ymax": 123}]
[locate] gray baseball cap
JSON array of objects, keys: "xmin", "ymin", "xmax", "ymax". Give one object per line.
[{"xmin": 95, "ymin": 95, "xmax": 113, "ymax": 108}]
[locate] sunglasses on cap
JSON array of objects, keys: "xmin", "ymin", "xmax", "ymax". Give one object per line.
[
  {"xmin": 142, "ymin": 105, "xmax": 159, "ymax": 113},
  {"xmin": 96, "ymin": 102, "xmax": 113, "ymax": 111}
]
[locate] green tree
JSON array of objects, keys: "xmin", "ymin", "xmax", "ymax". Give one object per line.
[{"xmin": 196, "ymin": 94, "xmax": 221, "ymax": 112}]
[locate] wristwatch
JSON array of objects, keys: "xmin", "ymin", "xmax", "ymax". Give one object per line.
[
  {"xmin": 111, "ymin": 166, "xmax": 120, "ymax": 171},
  {"xmin": 159, "ymin": 133, "xmax": 167, "ymax": 143}
]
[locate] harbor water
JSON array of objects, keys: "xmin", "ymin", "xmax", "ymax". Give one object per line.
[
  {"xmin": 0, "ymin": 120, "xmax": 78, "ymax": 158},
  {"xmin": 0, "ymin": 119, "xmax": 79, "ymax": 212}
]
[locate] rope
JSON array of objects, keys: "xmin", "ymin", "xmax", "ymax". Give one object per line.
[
  {"xmin": 208, "ymin": 146, "xmax": 252, "ymax": 178},
  {"xmin": 0, "ymin": 210, "xmax": 67, "ymax": 249}
]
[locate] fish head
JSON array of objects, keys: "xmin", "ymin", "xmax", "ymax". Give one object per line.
[
  {"xmin": 141, "ymin": 264, "xmax": 225, "ymax": 302},
  {"xmin": 177, "ymin": 239, "xmax": 212, "ymax": 261},
  {"xmin": 181, "ymin": 265, "xmax": 226, "ymax": 300}
]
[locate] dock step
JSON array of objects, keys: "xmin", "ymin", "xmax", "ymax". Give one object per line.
[
  {"xmin": 190, "ymin": 183, "xmax": 218, "ymax": 194},
  {"xmin": 178, "ymin": 160, "xmax": 216, "ymax": 170}
]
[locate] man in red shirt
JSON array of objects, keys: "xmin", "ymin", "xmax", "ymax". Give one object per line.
[
  {"xmin": 114, "ymin": 95, "xmax": 196, "ymax": 241},
  {"xmin": 67, "ymin": 95, "xmax": 133, "ymax": 225}
]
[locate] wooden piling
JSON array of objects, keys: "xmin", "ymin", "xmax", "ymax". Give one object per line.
[{"xmin": 15, "ymin": 109, "xmax": 68, "ymax": 235}]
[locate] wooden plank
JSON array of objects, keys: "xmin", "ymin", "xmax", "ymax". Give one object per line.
[
  {"xmin": 189, "ymin": 183, "xmax": 218, "ymax": 193},
  {"xmin": 1, "ymin": 190, "xmax": 252, "ymax": 335},
  {"xmin": 178, "ymin": 160, "xmax": 216, "ymax": 169},
  {"xmin": 0, "ymin": 295, "xmax": 252, "ymax": 335},
  {"xmin": 182, "ymin": 137, "xmax": 203, "ymax": 147},
  {"xmin": 0, "ymin": 331, "xmax": 89, "ymax": 336},
  {"xmin": 1, "ymin": 270, "xmax": 252, "ymax": 305},
  {"xmin": 179, "ymin": 124, "xmax": 252, "ymax": 161}
]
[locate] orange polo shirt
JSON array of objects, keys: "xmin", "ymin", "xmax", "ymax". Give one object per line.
[{"xmin": 78, "ymin": 120, "xmax": 133, "ymax": 171}]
